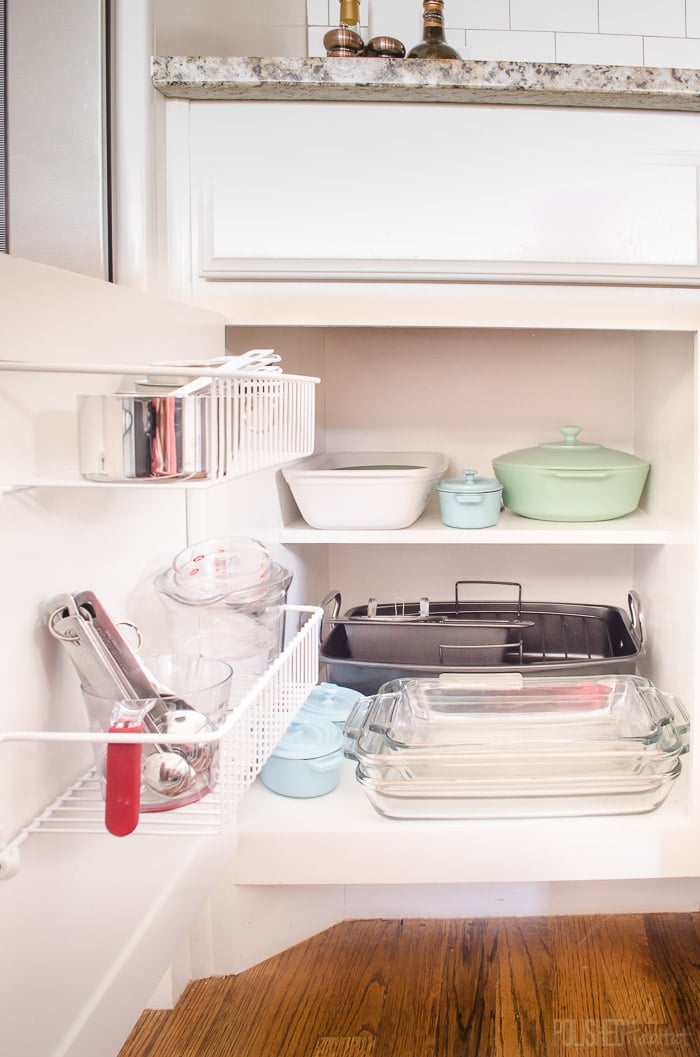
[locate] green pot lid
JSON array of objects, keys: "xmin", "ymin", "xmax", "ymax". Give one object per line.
[
  {"xmin": 493, "ymin": 427, "xmax": 649, "ymax": 471},
  {"xmin": 271, "ymin": 718, "xmax": 343, "ymax": 760},
  {"xmin": 437, "ymin": 469, "xmax": 503, "ymax": 494}
]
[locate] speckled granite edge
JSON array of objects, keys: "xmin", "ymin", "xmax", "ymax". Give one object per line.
[{"xmin": 152, "ymin": 56, "xmax": 700, "ymax": 111}]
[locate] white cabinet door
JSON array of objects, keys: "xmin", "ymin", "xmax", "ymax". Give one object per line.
[{"xmin": 183, "ymin": 101, "xmax": 700, "ymax": 286}]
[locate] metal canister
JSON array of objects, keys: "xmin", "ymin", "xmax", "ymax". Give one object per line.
[
  {"xmin": 77, "ymin": 392, "xmax": 210, "ymax": 481},
  {"xmin": 323, "ymin": 27, "xmax": 365, "ymax": 56},
  {"xmin": 364, "ymin": 36, "xmax": 406, "ymax": 57}
]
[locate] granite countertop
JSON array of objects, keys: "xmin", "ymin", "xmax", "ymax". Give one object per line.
[{"xmin": 152, "ymin": 55, "xmax": 700, "ymax": 111}]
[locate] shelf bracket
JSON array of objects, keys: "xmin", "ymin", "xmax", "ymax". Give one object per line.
[{"xmin": 0, "ymin": 834, "xmax": 23, "ymax": 880}]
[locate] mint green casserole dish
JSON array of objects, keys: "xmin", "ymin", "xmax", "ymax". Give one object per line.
[{"xmin": 492, "ymin": 426, "xmax": 650, "ymax": 522}]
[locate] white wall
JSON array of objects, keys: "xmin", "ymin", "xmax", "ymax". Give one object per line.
[
  {"xmin": 0, "ymin": 254, "xmax": 224, "ymax": 845},
  {"xmin": 155, "ymin": 0, "xmax": 307, "ymax": 56},
  {"xmin": 156, "ymin": 0, "xmax": 700, "ymax": 68}
]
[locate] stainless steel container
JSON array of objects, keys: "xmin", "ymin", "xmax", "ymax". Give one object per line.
[{"xmin": 78, "ymin": 392, "xmax": 210, "ymax": 481}]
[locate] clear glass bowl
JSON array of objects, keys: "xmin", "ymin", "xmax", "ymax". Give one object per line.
[{"xmin": 171, "ymin": 535, "xmax": 273, "ymax": 603}]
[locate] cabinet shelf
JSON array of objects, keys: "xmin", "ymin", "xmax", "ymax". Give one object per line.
[
  {"xmin": 278, "ymin": 507, "xmax": 681, "ymax": 546},
  {"xmin": 232, "ymin": 762, "xmax": 696, "ymax": 886}
]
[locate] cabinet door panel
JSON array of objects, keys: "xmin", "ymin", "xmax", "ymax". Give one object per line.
[{"xmin": 190, "ymin": 102, "xmax": 700, "ymax": 283}]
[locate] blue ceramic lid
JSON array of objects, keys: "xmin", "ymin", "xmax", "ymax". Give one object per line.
[
  {"xmin": 271, "ymin": 718, "xmax": 343, "ymax": 760},
  {"xmin": 298, "ymin": 682, "xmax": 363, "ymax": 724},
  {"xmin": 437, "ymin": 469, "xmax": 502, "ymax": 494}
]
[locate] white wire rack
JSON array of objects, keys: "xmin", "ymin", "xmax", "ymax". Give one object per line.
[
  {"xmin": 0, "ymin": 605, "xmax": 322, "ymax": 875},
  {"xmin": 207, "ymin": 372, "xmax": 318, "ymax": 480},
  {"xmin": 0, "ymin": 361, "xmax": 319, "ymax": 487}
]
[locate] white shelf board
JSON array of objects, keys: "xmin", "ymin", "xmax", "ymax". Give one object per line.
[
  {"xmin": 0, "ymin": 475, "xmax": 211, "ymax": 491},
  {"xmin": 232, "ymin": 761, "xmax": 696, "ymax": 887},
  {"xmin": 277, "ymin": 507, "xmax": 681, "ymax": 545}
]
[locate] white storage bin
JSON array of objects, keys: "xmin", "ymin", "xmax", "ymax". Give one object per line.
[{"xmin": 282, "ymin": 452, "xmax": 449, "ymax": 529}]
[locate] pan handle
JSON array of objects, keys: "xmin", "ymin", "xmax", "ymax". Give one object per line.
[
  {"xmin": 627, "ymin": 590, "xmax": 644, "ymax": 648},
  {"xmin": 454, "ymin": 580, "xmax": 523, "ymax": 616},
  {"xmin": 438, "ymin": 640, "xmax": 524, "ymax": 663},
  {"xmin": 319, "ymin": 590, "xmax": 342, "ymax": 644}
]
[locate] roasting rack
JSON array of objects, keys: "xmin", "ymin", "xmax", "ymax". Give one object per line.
[{"xmin": 320, "ymin": 582, "xmax": 645, "ymax": 694}]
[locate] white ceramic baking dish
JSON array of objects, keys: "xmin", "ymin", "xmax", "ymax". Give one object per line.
[{"xmin": 282, "ymin": 451, "xmax": 449, "ymax": 529}]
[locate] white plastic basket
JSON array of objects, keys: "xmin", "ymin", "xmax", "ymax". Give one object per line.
[
  {"xmin": 0, "ymin": 361, "xmax": 319, "ymax": 488},
  {"xmin": 0, "ymin": 605, "xmax": 322, "ymax": 872},
  {"xmin": 209, "ymin": 372, "xmax": 318, "ymax": 480}
]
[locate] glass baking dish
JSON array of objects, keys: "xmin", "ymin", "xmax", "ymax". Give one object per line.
[
  {"xmin": 345, "ymin": 675, "xmax": 688, "ymax": 750},
  {"xmin": 346, "ymin": 720, "xmax": 687, "ymax": 780},
  {"xmin": 354, "ymin": 760, "xmax": 683, "ymax": 819}
]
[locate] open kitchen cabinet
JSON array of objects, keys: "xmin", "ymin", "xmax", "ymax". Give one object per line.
[
  {"xmin": 179, "ymin": 320, "xmax": 698, "ymax": 896},
  {"xmin": 137, "ymin": 68, "xmax": 700, "ymax": 973}
]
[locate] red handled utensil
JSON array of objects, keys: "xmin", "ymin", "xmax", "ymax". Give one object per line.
[{"xmin": 105, "ymin": 722, "xmax": 144, "ymax": 837}]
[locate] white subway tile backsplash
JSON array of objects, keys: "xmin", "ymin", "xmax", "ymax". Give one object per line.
[
  {"xmin": 445, "ymin": 27, "xmax": 468, "ymax": 53},
  {"xmin": 443, "ymin": 0, "xmax": 510, "ymax": 31},
  {"xmin": 599, "ymin": 0, "xmax": 685, "ymax": 38},
  {"xmin": 257, "ymin": 0, "xmax": 700, "ymax": 66},
  {"xmin": 512, "ymin": 0, "xmax": 598, "ymax": 34},
  {"xmin": 369, "ymin": 1, "xmax": 508, "ymax": 48},
  {"xmin": 368, "ymin": 0, "xmax": 421, "ymax": 46},
  {"xmin": 307, "ymin": 0, "xmax": 330, "ymax": 26},
  {"xmin": 643, "ymin": 35, "xmax": 700, "ymax": 68},
  {"xmin": 463, "ymin": 30, "xmax": 556, "ymax": 62},
  {"xmin": 555, "ymin": 32, "xmax": 643, "ymax": 66},
  {"xmin": 307, "ymin": 25, "xmax": 329, "ymax": 55}
]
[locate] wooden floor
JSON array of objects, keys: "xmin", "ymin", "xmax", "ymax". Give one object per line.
[{"xmin": 118, "ymin": 914, "xmax": 700, "ymax": 1056}]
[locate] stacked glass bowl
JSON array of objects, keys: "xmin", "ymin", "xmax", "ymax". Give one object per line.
[{"xmin": 343, "ymin": 674, "xmax": 689, "ymax": 819}]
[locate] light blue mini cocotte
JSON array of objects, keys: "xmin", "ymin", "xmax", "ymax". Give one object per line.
[
  {"xmin": 260, "ymin": 719, "xmax": 344, "ymax": 798},
  {"xmin": 437, "ymin": 469, "xmax": 503, "ymax": 529}
]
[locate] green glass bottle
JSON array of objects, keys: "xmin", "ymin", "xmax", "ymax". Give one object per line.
[{"xmin": 407, "ymin": 0, "xmax": 461, "ymax": 59}]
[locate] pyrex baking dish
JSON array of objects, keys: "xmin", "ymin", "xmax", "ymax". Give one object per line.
[
  {"xmin": 342, "ymin": 673, "xmax": 688, "ymax": 817},
  {"xmin": 281, "ymin": 451, "xmax": 449, "ymax": 529},
  {"xmin": 354, "ymin": 762, "xmax": 682, "ymax": 819},
  {"xmin": 345, "ymin": 675, "xmax": 687, "ymax": 749},
  {"xmin": 345, "ymin": 721, "xmax": 687, "ymax": 780}
]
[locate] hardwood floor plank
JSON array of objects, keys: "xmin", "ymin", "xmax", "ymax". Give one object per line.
[
  {"xmin": 145, "ymin": 976, "xmax": 234, "ymax": 1056},
  {"xmin": 639, "ymin": 912, "xmax": 700, "ymax": 1057},
  {"xmin": 117, "ymin": 915, "xmax": 700, "ymax": 1057},
  {"xmin": 117, "ymin": 1010, "xmax": 171, "ymax": 1057},
  {"xmin": 193, "ymin": 919, "xmax": 400, "ymax": 1057},
  {"xmin": 311, "ymin": 1035, "xmax": 376, "ymax": 1056},
  {"xmin": 495, "ymin": 917, "xmax": 552, "ymax": 1057},
  {"xmin": 550, "ymin": 914, "xmax": 671, "ymax": 1057},
  {"xmin": 434, "ymin": 918, "xmax": 500, "ymax": 1056},
  {"xmin": 372, "ymin": 919, "xmax": 452, "ymax": 1057}
]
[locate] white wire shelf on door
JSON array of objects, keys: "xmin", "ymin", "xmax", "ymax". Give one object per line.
[
  {"xmin": 0, "ymin": 360, "xmax": 319, "ymax": 490},
  {"xmin": 0, "ymin": 605, "xmax": 322, "ymax": 877}
]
